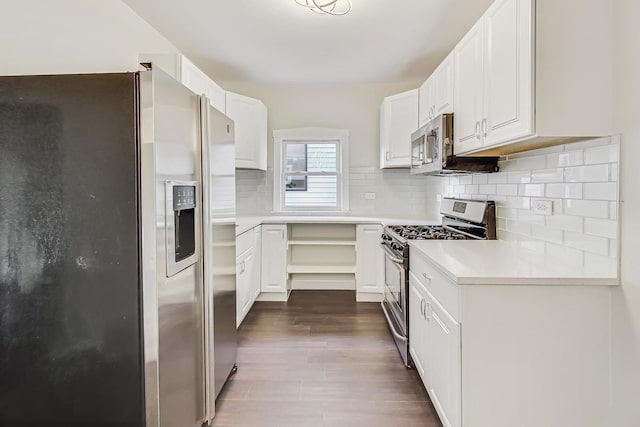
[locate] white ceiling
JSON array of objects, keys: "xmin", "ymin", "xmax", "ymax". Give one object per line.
[{"xmin": 123, "ymin": 0, "xmax": 493, "ymax": 84}]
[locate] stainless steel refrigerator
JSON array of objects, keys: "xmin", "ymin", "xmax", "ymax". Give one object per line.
[{"xmin": 0, "ymin": 67, "xmax": 237, "ymax": 427}]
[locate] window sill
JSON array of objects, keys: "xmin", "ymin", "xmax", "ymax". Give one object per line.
[{"xmin": 270, "ymin": 210, "xmax": 352, "ymax": 216}]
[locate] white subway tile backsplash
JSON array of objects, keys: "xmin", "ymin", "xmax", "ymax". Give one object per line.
[
  {"xmin": 546, "ymin": 183, "xmax": 583, "ymax": 199},
  {"xmin": 584, "ymin": 218, "xmax": 618, "ymax": 239},
  {"xmin": 505, "ymin": 196, "xmax": 530, "ymax": 210},
  {"xmin": 564, "ymin": 164, "xmax": 609, "ymax": 183},
  {"xmin": 497, "ymin": 207, "xmax": 518, "ymax": 220},
  {"xmin": 497, "ymin": 159, "xmax": 518, "ymax": 172},
  {"xmin": 459, "ymin": 175, "xmax": 473, "ymax": 185},
  {"xmin": 466, "ymin": 184, "xmax": 479, "ymax": 194},
  {"xmin": 479, "ymin": 184, "xmax": 497, "ymax": 195},
  {"xmin": 546, "ymin": 215, "xmax": 584, "ymax": 232},
  {"xmin": 547, "ymin": 150, "xmax": 584, "ymax": 168},
  {"xmin": 488, "ymin": 173, "xmax": 508, "ymax": 184},
  {"xmin": 507, "ymin": 171, "xmax": 532, "ymax": 184},
  {"xmin": 584, "ymin": 182, "xmax": 617, "ymax": 201},
  {"xmin": 531, "ymin": 224, "xmax": 563, "ymax": 244},
  {"xmin": 519, "ymin": 184, "xmax": 545, "ymax": 197},
  {"xmin": 531, "ymin": 168, "xmax": 564, "ymax": 183},
  {"xmin": 497, "ymin": 184, "xmax": 518, "ymax": 196},
  {"xmin": 517, "ymin": 155, "xmax": 547, "ymax": 171},
  {"xmin": 454, "ymin": 185, "xmax": 466, "ymax": 193},
  {"xmin": 564, "ymin": 199, "xmax": 610, "ymax": 218},
  {"xmin": 472, "ymin": 174, "xmax": 488, "ymax": 185},
  {"xmin": 585, "ymin": 144, "xmax": 619, "ymax": 165},
  {"xmin": 507, "ymin": 220, "xmax": 532, "ymax": 236},
  {"xmin": 518, "ymin": 211, "xmax": 546, "ymax": 225},
  {"xmin": 564, "ymin": 231, "xmax": 610, "ymax": 256},
  {"xmin": 610, "ymin": 164, "xmax": 619, "ymax": 182}
]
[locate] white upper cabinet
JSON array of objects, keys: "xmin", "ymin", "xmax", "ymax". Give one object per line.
[
  {"xmin": 418, "ymin": 77, "xmax": 434, "ymax": 127},
  {"xmin": 453, "ymin": 19, "xmax": 485, "ymax": 154},
  {"xmin": 420, "ymin": 52, "xmax": 455, "ymax": 127},
  {"xmin": 225, "ymin": 92, "xmax": 268, "ymax": 170},
  {"xmin": 433, "ymin": 52, "xmax": 455, "ymax": 117},
  {"xmin": 482, "ymin": 0, "xmax": 533, "ymax": 147},
  {"xmin": 453, "ymin": 0, "xmax": 613, "ymax": 156},
  {"xmin": 380, "ymin": 89, "xmax": 419, "ymax": 168}
]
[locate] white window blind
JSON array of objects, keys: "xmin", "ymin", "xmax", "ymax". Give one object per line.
[{"xmin": 273, "ymin": 128, "xmax": 349, "ymax": 213}]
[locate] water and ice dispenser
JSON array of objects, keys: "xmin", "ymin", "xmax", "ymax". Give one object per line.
[{"xmin": 165, "ymin": 181, "xmax": 198, "ymax": 277}]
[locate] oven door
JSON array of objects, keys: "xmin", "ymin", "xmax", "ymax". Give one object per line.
[{"xmin": 381, "ymin": 243, "xmax": 407, "ymax": 334}]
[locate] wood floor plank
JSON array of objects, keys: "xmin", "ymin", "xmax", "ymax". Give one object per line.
[{"xmin": 212, "ymin": 290, "xmax": 442, "ymax": 427}]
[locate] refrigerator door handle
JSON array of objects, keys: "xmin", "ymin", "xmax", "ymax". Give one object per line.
[{"xmin": 199, "ymin": 94, "xmax": 215, "ymax": 425}]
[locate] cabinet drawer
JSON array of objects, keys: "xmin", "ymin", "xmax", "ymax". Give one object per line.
[
  {"xmin": 410, "ymin": 250, "xmax": 460, "ymax": 321},
  {"xmin": 237, "ymin": 228, "xmax": 254, "ymax": 258}
]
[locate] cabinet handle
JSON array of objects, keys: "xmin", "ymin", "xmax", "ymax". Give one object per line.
[
  {"xmin": 422, "ymin": 272, "xmax": 432, "ymax": 282},
  {"xmin": 385, "ymin": 151, "xmax": 391, "ymax": 161},
  {"xmin": 482, "ymin": 118, "xmax": 488, "ymax": 137},
  {"xmin": 420, "ymin": 298, "xmax": 425, "ymax": 316},
  {"xmin": 281, "ymin": 230, "xmax": 284, "ymax": 240},
  {"xmin": 475, "ymin": 121, "xmax": 481, "ymax": 139}
]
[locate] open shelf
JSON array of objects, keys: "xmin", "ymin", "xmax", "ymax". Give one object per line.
[
  {"xmin": 288, "ymin": 237, "xmax": 356, "ymax": 246},
  {"xmin": 287, "ymin": 265, "xmax": 357, "ymax": 274}
]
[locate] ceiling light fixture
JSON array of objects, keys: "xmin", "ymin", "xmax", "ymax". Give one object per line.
[{"xmin": 295, "ymin": 0, "xmax": 352, "ymax": 16}]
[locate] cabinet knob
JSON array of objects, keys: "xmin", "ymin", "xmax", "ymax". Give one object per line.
[
  {"xmin": 422, "ymin": 272, "xmax": 432, "ymax": 281},
  {"xmin": 475, "ymin": 121, "xmax": 481, "ymax": 139},
  {"xmin": 482, "ymin": 118, "xmax": 488, "ymax": 137}
]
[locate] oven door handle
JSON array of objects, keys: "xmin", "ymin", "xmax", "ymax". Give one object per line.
[
  {"xmin": 381, "ymin": 301, "xmax": 408, "ymax": 343},
  {"xmin": 380, "ymin": 243, "xmax": 404, "ymax": 264}
]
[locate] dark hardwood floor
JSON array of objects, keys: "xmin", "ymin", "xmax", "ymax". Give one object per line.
[{"xmin": 212, "ymin": 290, "xmax": 442, "ymax": 427}]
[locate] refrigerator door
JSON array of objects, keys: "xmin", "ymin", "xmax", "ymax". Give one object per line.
[
  {"xmin": 139, "ymin": 68, "xmax": 205, "ymax": 427},
  {"xmin": 0, "ymin": 74, "xmax": 144, "ymax": 426},
  {"xmin": 200, "ymin": 98, "xmax": 237, "ymax": 423}
]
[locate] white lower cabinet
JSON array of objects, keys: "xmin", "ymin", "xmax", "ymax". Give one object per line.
[
  {"xmin": 409, "ymin": 273, "xmax": 428, "ymax": 383},
  {"xmin": 236, "ymin": 225, "xmax": 262, "ymax": 327},
  {"xmin": 260, "ymin": 224, "xmax": 288, "ymax": 294},
  {"xmin": 355, "ymin": 224, "xmax": 384, "ymax": 301},
  {"xmin": 409, "ymin": 271, "xmax": 461, "ymax": 427},
  {"xmin": 410, "ymin": 247, "xmax": 611, "ymax": 427},
  {"xmin": 426, "ymin": 289, "xmax": 461, "ymax": 427}
]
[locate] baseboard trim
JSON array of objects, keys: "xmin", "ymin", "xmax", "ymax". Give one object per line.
[
  {"xmin": 290, "ymin": 279, "xmax": 356, "ymax": 290},
  {"xmin": 256, "ymin": 292, "xmax": 289, "ymax": 302},
  {"xmin": 356, "ymin": 292, "xmax": 384, "ymax": 302}
]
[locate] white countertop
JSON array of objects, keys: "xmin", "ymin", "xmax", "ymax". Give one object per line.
[
  {"xmin": 409, "ymin": 240, "xmax": 619, "ymax": 286},
  {"xmin": 235, "ymin": 215, "xmax": 439, "ymax": 236}
]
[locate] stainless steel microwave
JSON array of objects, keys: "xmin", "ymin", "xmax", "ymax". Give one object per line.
[{"xmin": 410, "ymin": 113, "xmax": 499, "ymax": 175}]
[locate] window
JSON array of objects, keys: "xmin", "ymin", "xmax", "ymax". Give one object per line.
[{"xmin": 273, "ymin": 128, "xmax": 350, "ymax": 212}]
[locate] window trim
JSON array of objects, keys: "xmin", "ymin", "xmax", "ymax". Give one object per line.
[{"xmin": 273, "ymin": 127, "xmax": 350, "ymax": 213}]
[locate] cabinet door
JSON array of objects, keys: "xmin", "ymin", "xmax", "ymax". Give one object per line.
[
  {"xmin": 454, "ymin": 19, "xmax": 484, "ymax": 155},
  {"xmin": 355, "ymin": 225, "xmax": 384, "ymax": 294},
  {"xmin": 236, "ymin": 250, "xmax": 253, "ymax": 327},
  {"xmin": 261, "ymin": 225, "xmax": 287, "ymax": 293},
  {"xmin": 380, "ymin": 89, "xmax": 419, "ymax": 168},
  {"xmin": 409, "ymin": 274, "xmax": 428, "ymax": 384},
  {"xmin": 427, "ymin": 291, "xmax": 461, "ymax": 427},
  {"xmin": 434, "ymin": 52, "xmax": 455, "ymax": 116},
  {"xmin": 226, "ymin": 92, "xmax": 268, "ymax": 170},
  {"xmin": 251, "ymin": 226, "xmax": 262, "ymax": 300},
  {"xmin": 180, "ymin": 56, "xmax": 209, "ymax": 97},
  {"xmin": 207, "ymin": 80, "xmax": 227, "ymax": 114},
  {"xmin": 483, "ymin": 0, "xmax": 534, "ymax": 147},
  {"xmin": 418, "ymin": 77, "xmax": 434, "ymax": 127}
]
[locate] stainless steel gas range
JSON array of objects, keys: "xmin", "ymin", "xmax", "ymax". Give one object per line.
[{"xmin": 381, "ymin": 198, "xmax": 496, "ymax": 367}]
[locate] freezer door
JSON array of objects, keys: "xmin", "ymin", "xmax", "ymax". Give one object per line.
[
  {"xmin": 139, "ymin": 68, "xmax": 205, "ymax": 427},
  {"xmin": 0, "ymin": 74, "xmax": 144, "ymax": 426},
  {"xmin": 200, "ymin": 98, "xmax": 237, "ymax": 423}
]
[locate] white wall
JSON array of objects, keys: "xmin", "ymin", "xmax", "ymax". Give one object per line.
[
  {"xmin": 224, "ymin": 81, "xmax": 445, "ymax": 219},
  {"xmin": 610, "ymin": 0, "xmax": 640, "ymax": 425},
  {"xmin": 0, "ymin": 0, "xmax": 179, "ymax": 75}
]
